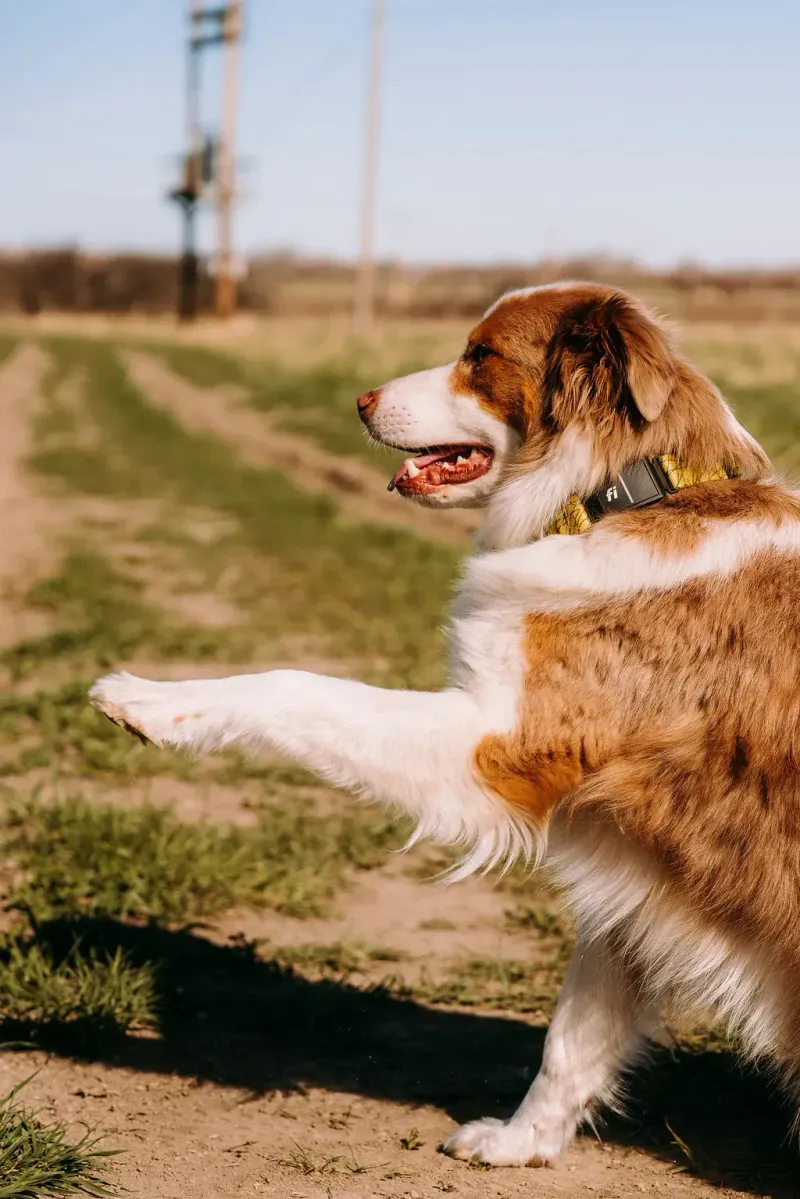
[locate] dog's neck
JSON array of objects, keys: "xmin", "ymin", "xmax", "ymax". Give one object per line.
[
  {"xmin": 544, "ymin": 455, "xmax": 738, "ymax": 536},
  {"xmin": 479, "ymin": 426, "xmax": 599, "ymax": 551},
  {"xmin": 478, "ymin": 445, "xmax": 740, "ymax": 552}
]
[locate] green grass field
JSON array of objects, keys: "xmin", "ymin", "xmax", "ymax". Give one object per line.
[{"xmin": 0, "ymin": 322, "xmax": 799, "ymax": 1196}]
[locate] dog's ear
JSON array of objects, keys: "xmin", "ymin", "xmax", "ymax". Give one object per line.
[{"xmin": 547, "ymin": 295, "xmax": 676, "ymax": 430}]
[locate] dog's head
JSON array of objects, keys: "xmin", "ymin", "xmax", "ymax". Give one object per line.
[{"xmin": 358, "ymin": 282, "xmax": 769, "ymax": 548}]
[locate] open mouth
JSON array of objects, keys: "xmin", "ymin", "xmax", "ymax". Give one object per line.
[{"xmin": 387, "ymin": 444, "xmax": 494, "ymax": 495}]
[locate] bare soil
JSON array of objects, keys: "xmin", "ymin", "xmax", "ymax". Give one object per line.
[
  {"xmin": 1, "ymin": 839, "xmax": 788, "ymax": 1199},
  {"xmin": 0, "ymin": 1049, "xmax": 744, "ymax": 1199}
]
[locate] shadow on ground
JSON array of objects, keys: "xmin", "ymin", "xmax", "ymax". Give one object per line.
[{"xmin": 2, "ymin": 915, "xmax": 797, "ymax": 1197}]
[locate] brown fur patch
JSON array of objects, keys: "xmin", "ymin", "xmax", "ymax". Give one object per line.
[
  {"xmin": 475, "ymin": 539, "xmax": 800, "ymax": 961},
  {"xmin": 613, "ymin": 479, "xmax": 800, "ymax": 554}
]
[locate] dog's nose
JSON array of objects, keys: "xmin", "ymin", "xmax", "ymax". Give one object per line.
[{"xmin": 357, "ymin": 388, "xmax": 380, "ymax": 423}]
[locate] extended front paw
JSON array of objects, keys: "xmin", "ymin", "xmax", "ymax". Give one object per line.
[
  {"xmin": 89, "ymin": 672, "xmax": 223, "ymax": 751},
  {"xmin": 443, "ymin": 1117, "xmax": 553, "ymax": 1168}
]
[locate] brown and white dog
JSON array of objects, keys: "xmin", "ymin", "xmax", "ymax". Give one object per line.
[{"xmin": 91, "ymin": 282, "xmax": 800, "ymax": 1168}]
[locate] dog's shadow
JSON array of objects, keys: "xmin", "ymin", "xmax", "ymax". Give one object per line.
[{"xmin": 3, "ymin": 916, "xmax": 797, "ymax": 1197}]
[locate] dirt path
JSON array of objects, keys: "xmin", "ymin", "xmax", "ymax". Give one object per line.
[
  {"xmin": 122, "ymin": 350, "xmax": 480, "ymax": 545},
  {"xmin": 0, "ymin": 345, "xmax": 51, "ymax": 579},
  {"xmin": 0, "ymin": 347, "xmax": 218, "ymax": 646},
  {"xmin": 0, "ymin": 1047, "xmax": 753, "ymax": 1199},
  {"xmin": 0, "ymin": 343, "xmax": 68, "ymax": 644}
]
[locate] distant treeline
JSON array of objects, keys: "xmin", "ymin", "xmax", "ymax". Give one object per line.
[{"xmin": 3, "ymin": 247, "xmax": 800, "ymax": 321}]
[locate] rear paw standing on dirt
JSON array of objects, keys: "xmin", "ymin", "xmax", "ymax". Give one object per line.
[{"xmin": 443, "ymin": 1116, "xmax": 554, "ymax": 1167}]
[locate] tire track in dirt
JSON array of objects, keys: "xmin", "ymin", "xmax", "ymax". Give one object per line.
[
  {"xmin": 122, "ymin": 349, "xmax": 479, "ymax": 545},
  {"xmin": 0, "ymin": 345, "xmax": 177, "ymax": 647},
  {"xmin": 0, "ymin": 342, "xmax": 64, "ymax": 644},
  {"xmin": 0, "ymin": 343, "xmax": 51, "ymax": 571}
]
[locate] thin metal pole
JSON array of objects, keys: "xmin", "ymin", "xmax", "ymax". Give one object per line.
[{"xmin": 353, "ymin": 0, "xmax": 386, "ymax": 335}]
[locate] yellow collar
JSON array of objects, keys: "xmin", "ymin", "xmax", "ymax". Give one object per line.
[{"xmin": 546, "ymin": 454, "xmax": 737, "ymax": 536}]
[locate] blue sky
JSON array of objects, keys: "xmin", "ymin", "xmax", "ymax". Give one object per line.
[{"xmin": 2, "ymin": 0, "xmax": 798, "ymax": 265}]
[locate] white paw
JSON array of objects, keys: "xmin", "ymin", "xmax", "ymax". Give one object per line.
[
  {"xmin": 443, "ymin": 1117, "xmax": 553, "ymax": 1167},
  {"xmin": 89, "ymin": 671, "xmax": 223, "ymax": 751}
]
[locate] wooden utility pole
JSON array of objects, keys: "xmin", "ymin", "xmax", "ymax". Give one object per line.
[
  {"xmin": 215, "ymin": 1, "xmax": 243, "ymax": 318},
  {"xmin": 169, "ymin": 1, "xmax": 244, "ymax": 323},
  {"xmin": 172, "ymin": 0, "xmax": 204, "ymax": 322},
  {"xmin": 353, "ymin": 0, "xmax": 386, "ymax": 336}
]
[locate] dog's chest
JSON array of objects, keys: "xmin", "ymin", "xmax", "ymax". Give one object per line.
[{"xmin": 446, "ymin": 596, "xmax": 528, "ymax": 733}]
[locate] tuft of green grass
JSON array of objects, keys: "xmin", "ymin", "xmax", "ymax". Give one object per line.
[
  {"xmin": 5, "ymin": 794, "xmax": 405, "ymax": 923},
  {"xmin": 0, "ymin": 938, "xmax": 156, "ymax": 1036},
  {"xmin": 399, "ymin": 1126, "xmax": 424, "ymax": 1151},
  {"xmin": 0, "ymin": 1074, "xmax": 119, "ymax": 1197},
  {"xmin": 279, "ymin": 1139, "xmax": 393, "ymax": 1179},
  {"xmin": 280, "ymin": 1141, "xmax": 341, "ymax": 1176},
  {"xmin": 267, "ymin": 942, "xmax": 405, "ymax": 975},
  {"xmin": 401, "ymin": 953, "xmax": 568, "ymax": 1018}
]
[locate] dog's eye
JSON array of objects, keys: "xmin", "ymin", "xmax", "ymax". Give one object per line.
[{"xmin": 467, "ymin": 343, "xmax": 495, "ymax": 364}]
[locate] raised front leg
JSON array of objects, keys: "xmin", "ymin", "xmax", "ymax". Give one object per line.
[
  {"xmin": 89, "ymin": 669, "xmax": 524, "ymax": 868},
  {"xmin": 444, "ymin": 934, "xmax": 661, "ymax": 1166}
]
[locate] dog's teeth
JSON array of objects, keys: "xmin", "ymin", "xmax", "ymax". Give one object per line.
[
  {"xmin": 407, "ymin": 461, "xmax": 420, "ymax": 478},
  {"xmin": 455, "ymin": 455, "xmax": 467, "ymax": 465}
]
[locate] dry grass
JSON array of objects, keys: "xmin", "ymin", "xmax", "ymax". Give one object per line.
[{"xmin": 0, "ymin": 1075, "xmax": 120, "ymax": 1198}]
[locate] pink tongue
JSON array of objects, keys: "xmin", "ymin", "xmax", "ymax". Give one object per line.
[{"xmin": 388, "ymin": 450, "xmax": 453, "ymax": 492}]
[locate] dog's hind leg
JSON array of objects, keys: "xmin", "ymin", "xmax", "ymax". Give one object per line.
[
  {"xmin": 89, "ymin": 669, "xmax": 524, "ymax": 860},
  {"xmin": 444, "ymin": 932, "xmax": 661, "ymax": 1166}
]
